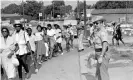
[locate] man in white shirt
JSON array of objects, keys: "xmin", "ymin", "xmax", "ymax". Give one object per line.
[
  {"xmin": 68, "ymin": 24, "xmax": 74, "ymax": 49},
  {"xmin": 47, "ymin": 24, "xmax": 56, "ymax": 58},
  {"xmin": 54, "ymin": 24, "xmax": 63, "ymax": 55},
  {"xmin": 26, "ymin": 27, "xmax": 38, "ymax": 73},
  {"xmin": 13, "ymin": 23, "xmax": 31, "ymax": 80}
]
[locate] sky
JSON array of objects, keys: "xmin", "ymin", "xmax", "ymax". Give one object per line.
[{"xmin": 1, "ymin": 0, "xmax": 99, "ymax": 10}]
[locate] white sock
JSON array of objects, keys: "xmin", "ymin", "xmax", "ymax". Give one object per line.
[{"xmin": 45, "ymin": 43, "xmax": 49, "ymax": 57}]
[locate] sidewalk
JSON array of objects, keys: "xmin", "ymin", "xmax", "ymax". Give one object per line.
[{"xmin": 80, "ymin": 47, "xmax": 133, "ymax": 80}]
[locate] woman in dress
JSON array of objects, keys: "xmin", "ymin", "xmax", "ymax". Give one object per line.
[
  {"xmin": 35, "ymin": 25, "xmax": 45, "ymax": 64},
  {"xmin": 1, "ymin": 27, "xmax": 19, "ymax": 80}
]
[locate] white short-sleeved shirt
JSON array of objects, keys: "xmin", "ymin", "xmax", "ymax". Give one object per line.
[
  {"xmin": 35, "ymin": 31, "xmax": 43, "ymax": 41},
  {"xmin": 29, "ymin": 35, "xmax": 36, "ymax": 52},
  {"xmin": 90, "ymin": 26, "xmax": 94, "ymax": 35},
  {"xmin": 47, "ymin": 29, "xmax": 56, "ymax": 37},
  {"xmin": 69, "ymin": 27, "xmax": 74, "ymax": 35},
  {"xmin": 14, "ymin": 30, "xmax": 30, "ymax": 55},
  {"xmin": 93, "ymin": 28, "xmax": 108, "ymax": 49},
  {"xmin": 55, "ymin": 29, "xmax": 62, "ymax": 43}
]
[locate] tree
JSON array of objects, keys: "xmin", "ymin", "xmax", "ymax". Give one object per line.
[
  {"xmin": 2, "ymin": 3, "xmax": 19, "ymax": 14},
  {"xmin": 51, "ymin": 0, "xmax": 65, "ymax": 18},
  {"xmin": 52, "ymin": 0, "xmax": 65, "ymax": 7},
  {"xmin": 18, "ymin": 1, "xmax": 43, "ymax": 19},
  {"xmin": 60, "ymin": 5, "xmax": 72, "ymax": 16},
  {"xmin": 74, "ymin": 2, "xmax": 93, "ymax": 19},
  {"xmin": 94, "ymin": 1, "xmax": 133, "ymax": 9}
]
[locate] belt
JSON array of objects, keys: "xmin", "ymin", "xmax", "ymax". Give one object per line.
[
  {"xmin": 95, "ymin": 48, "xmax": 102, "ymax": 52},
  {"xmin": 95, "ymin": 47, "xmax": 108, "ymax": 52}
]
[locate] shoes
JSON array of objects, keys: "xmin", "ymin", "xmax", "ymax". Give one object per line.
[
  {"xmin": 61, "ymin": 52, "xmax": 64, "ymax": 55},
  {"xmin": 19, "ymin": 78, "xmax": 23, "ymax": 80},
  {"xmin": 38, "ymin": 62, "xmax": 42, "ymax": 65},
  {"xmin": 78, "ymin": 49, "xmax": 84, "ymax": 52},
  {"xmin": 25, "ymin": 72, "xmax": 30, "ymax": 79},
  {"xmin": 35, "ymin": 69, "xmax": 39, "ymax": 73}
]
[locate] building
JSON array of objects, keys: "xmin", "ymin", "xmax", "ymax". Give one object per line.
[
  {"xmin": 1, "ymin": 13, "xmax": 31, "ymax": 23},
  {"xmin": 90, "ymin": 9, "xmax": 133, "ymax": 23}
]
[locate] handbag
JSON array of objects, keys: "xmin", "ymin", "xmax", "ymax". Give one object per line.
[{"xmin": 12, "ymin": 56, "xmax": 19, "ymax": 66}]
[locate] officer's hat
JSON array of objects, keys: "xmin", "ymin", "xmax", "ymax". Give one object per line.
[
  {"xmin": 92, "ymin": 16, "xmax": 106, "ymax": 23},
  {"xmin": 116, "ymin": 23, "xmax": 121, "ymax": 26}
]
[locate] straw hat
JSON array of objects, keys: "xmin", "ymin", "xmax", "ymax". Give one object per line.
[
  {"xmin": 13, "ymin": 20, "xmax": 23, "ymax": 28},
  {"xmin": 1, "ymin": 26, "xmax": 14, "ymax": 31},
  {"xmin": 92, "ymin": 16, "xmax": 106, "ymax": 23}
]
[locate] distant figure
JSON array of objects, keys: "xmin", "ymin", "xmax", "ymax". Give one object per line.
[
  {"xmin": 63, "ymin": 25, "xmax": 71, "ymax": 52},
  {"xmin": 87, "ymin": 22, "xmax": 94, "ymax": 47},
  {"xmin": 115, "ymin": 24, "xmax": 125, "ymax": 46},
  {"xmin": 112, "ymin": 22, "xmax": 117, "ymax": 45},
  {"xmin": 68, "ymin": 24, "xmax": 74, "ymax": 50}
]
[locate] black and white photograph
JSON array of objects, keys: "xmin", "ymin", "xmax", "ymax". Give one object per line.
[{"xmin": 1, "ymin": 0, "xmax": 133, "ymax": 80}]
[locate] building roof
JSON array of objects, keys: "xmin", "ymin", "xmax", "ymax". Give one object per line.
[
  {"xmin": 91, "ymin": 9, "xmax": 133, "ymax": 15},
  {"xmin": 1, "ymin": 14, "xmax": 21, "ymax": 17}
]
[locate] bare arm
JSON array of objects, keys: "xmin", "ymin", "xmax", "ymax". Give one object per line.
[{"xmin": 101, "ymin": 41, "xmax": 108, "ymax": 57}]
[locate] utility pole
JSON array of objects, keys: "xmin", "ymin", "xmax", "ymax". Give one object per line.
[
  {"xmin": 52, "ymin": 2, "xmax": 54, "ymax": 17},
  {"xmin": 126, "ymin": 0, "xmax": 128, "ymax": 25},
  {"xmin": 84, "ymin": 0, "xmax": 87, "ymax": 38},
  {"xmin": 22, "ymin": 0, "xmax": 25, "ymax": 29},
  {"xmin": 77, "ymin": 0, "xmax": 79, "ymax": 19}
]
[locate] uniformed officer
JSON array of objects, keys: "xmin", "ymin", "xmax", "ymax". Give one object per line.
[{"xmin": 92, "ymin": 16, "xmax": 110, "ymax": 80}]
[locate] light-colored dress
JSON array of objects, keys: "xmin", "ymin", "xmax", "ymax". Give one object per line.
[
  {"xmin": 35, "ymin": 31, "xmax": 45, "ymax": 57},
  {"xmin": 0, "ymin": 36, "xmax": 17, "ymax": 79}
]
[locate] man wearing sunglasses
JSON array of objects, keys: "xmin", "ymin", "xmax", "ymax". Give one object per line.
[
  {"xmin": 92, "ymin": 16, "xmax": 110, "ymax": 80},
  {"xmin": 13, "ymin": 22, "xmax": 31, "ymax": 80}
]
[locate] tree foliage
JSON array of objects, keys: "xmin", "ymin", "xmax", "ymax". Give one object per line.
[
  {"xmin": 1, "ymin": 3, "xmax": 20, "ymax": 14},
  {"xmin": 95, "ymin": 1, "xmax": 133, "ymax": 9},
  {"xmin": 1, "ymin": 0, "xmax": 72, "ymax": 19}
]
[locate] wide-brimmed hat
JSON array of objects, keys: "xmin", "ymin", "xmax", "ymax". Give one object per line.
[
  {"xmin": 13, "ymin": 20, "xmax": 23, "ymax": 28},
  {"xmin": 92, "ymin": 16, "xmax": 106, "ymax": 23},
  {"xmin": 1, "ymin": 26, "xmax": 14, "ymax": 31}
]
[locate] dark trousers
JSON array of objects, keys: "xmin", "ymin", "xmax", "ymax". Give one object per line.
[
  {"xmin": 70, "ymin": 35, "xmax": 74, "ymax": 48},
  {"xmin": 1, "ymin": 66, "xmax": 4, "ymax": 75},
  {"xmin": 65, "ymin": 37, "xmax": 70, "ymax": 51},
  {"xmin": 17, "ymin": 54, "xmax": 29, "ymax": 79},
  {"xmin": 56, "ymin": 43, "xmax": 63, "ymax": 52},
  {"xmin": 27, "ymin": 51, "xmax": 37, "ymax": 69}
]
